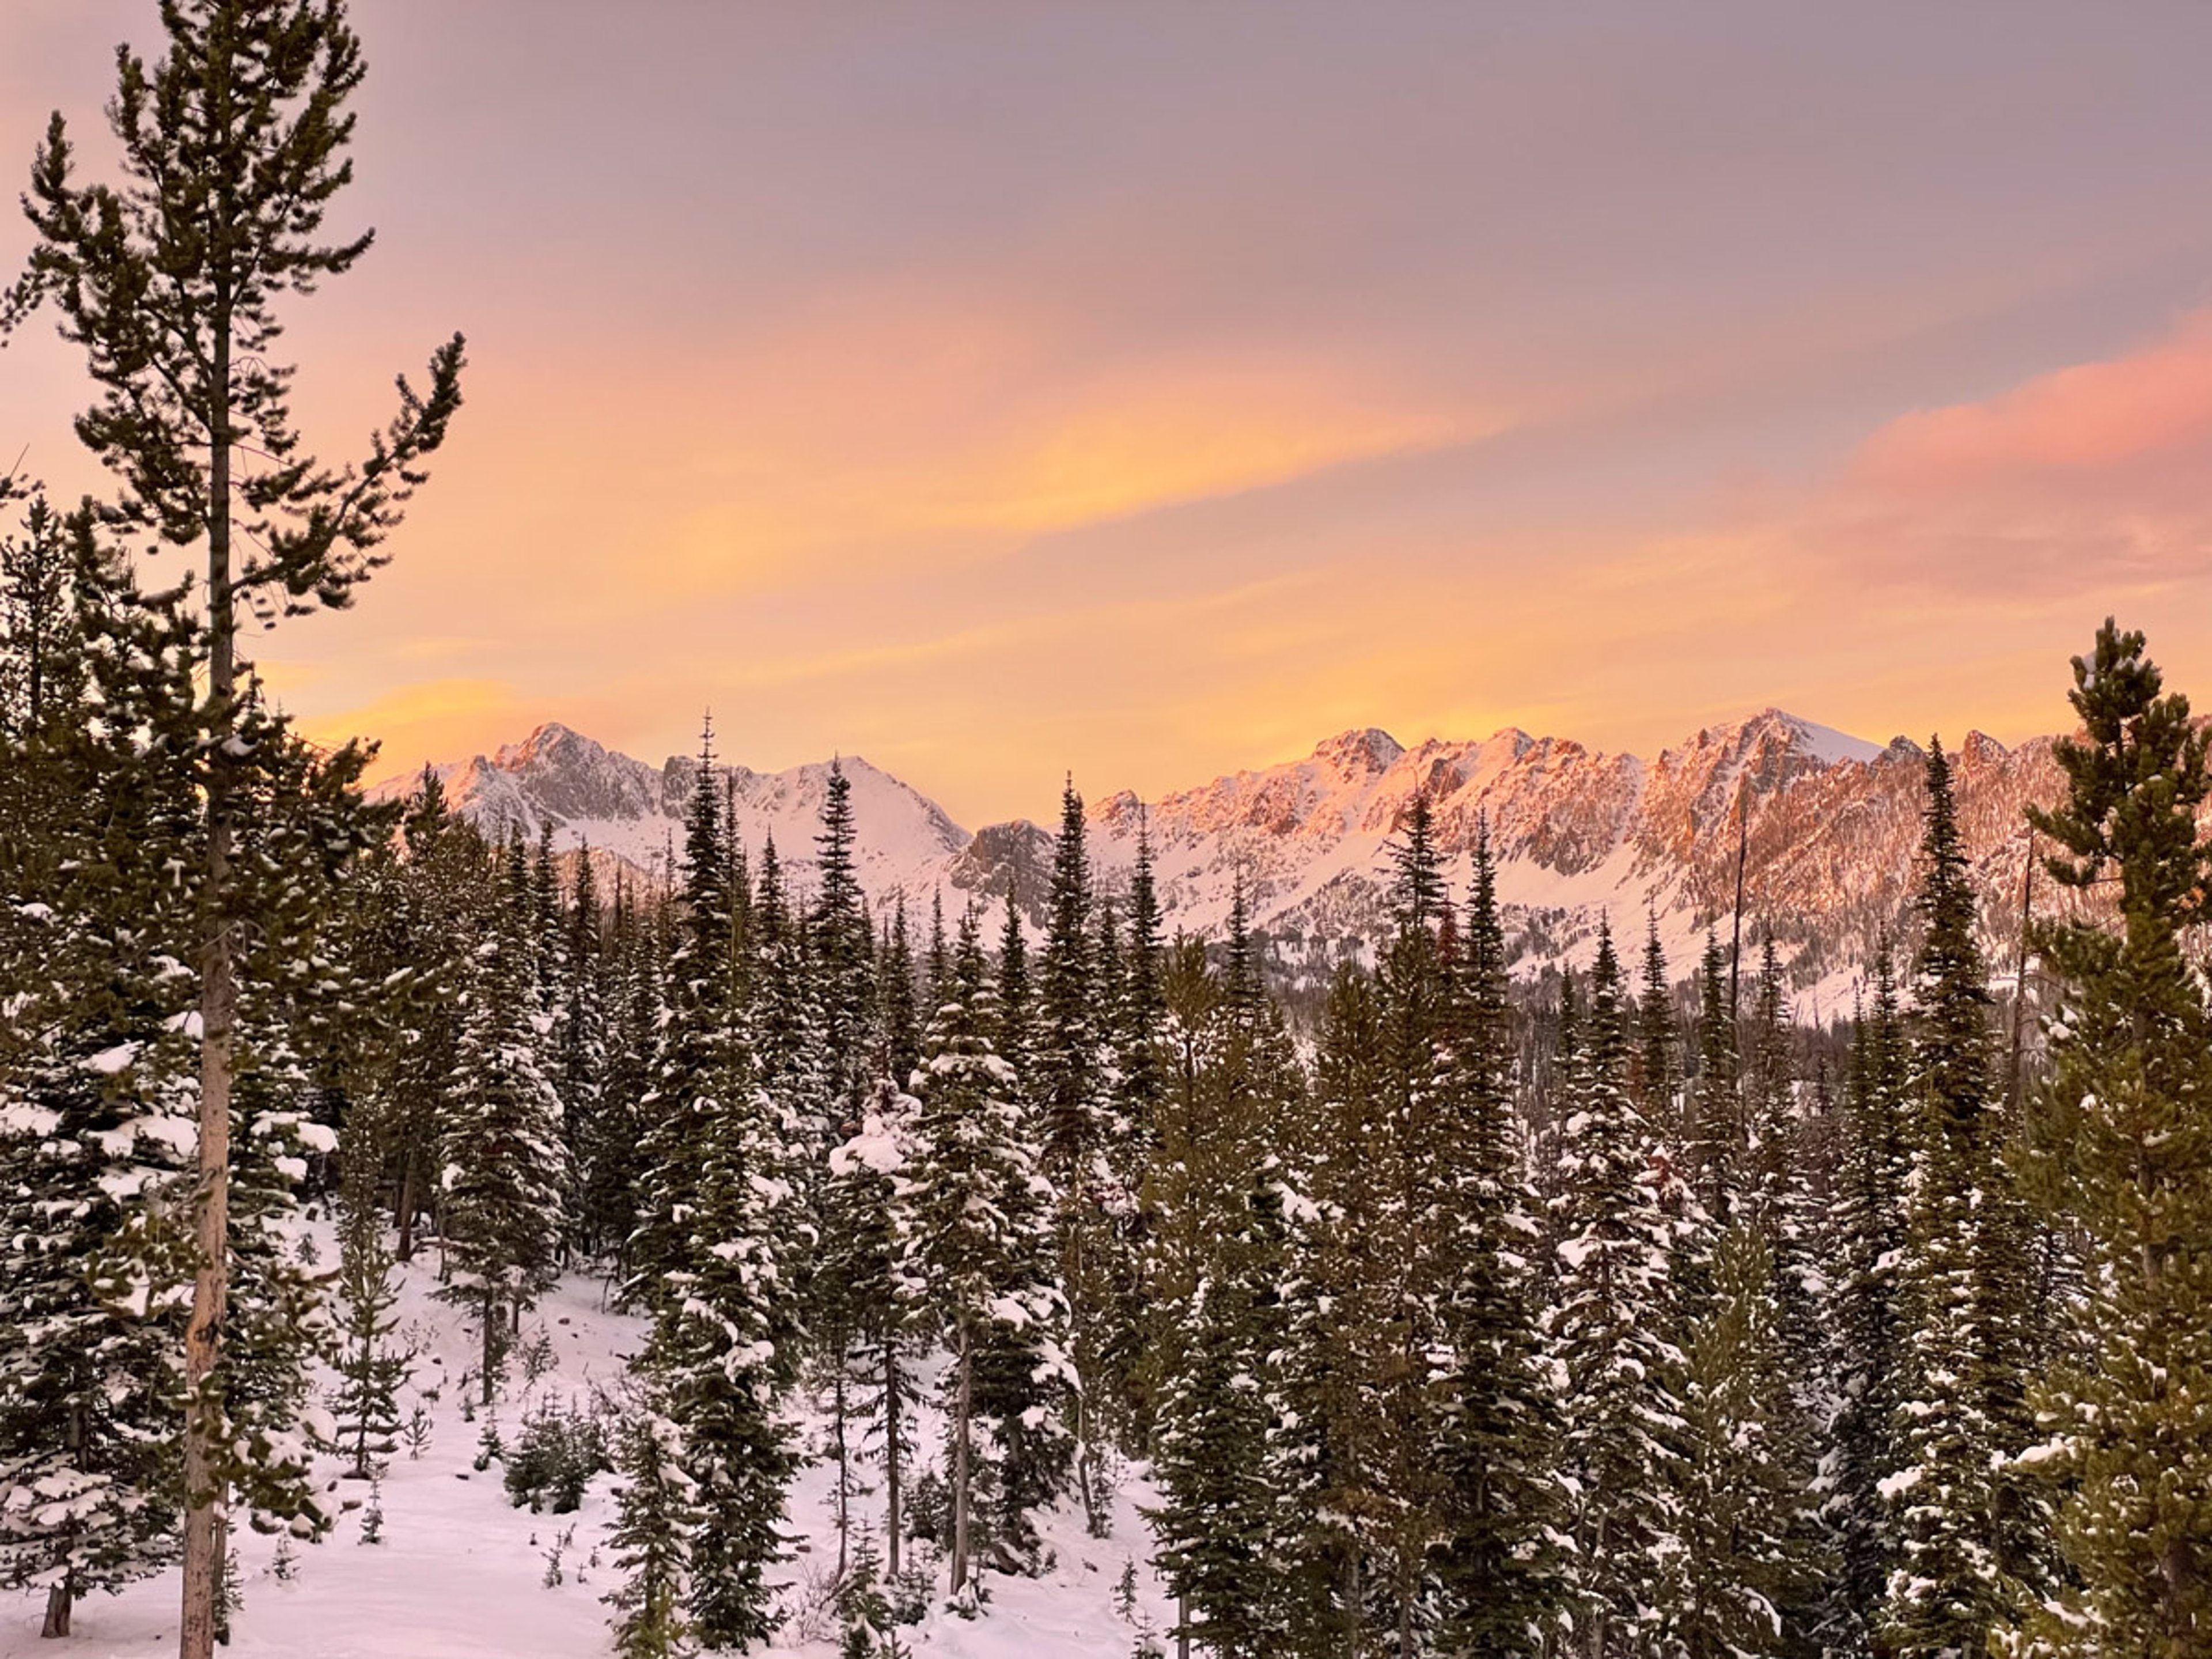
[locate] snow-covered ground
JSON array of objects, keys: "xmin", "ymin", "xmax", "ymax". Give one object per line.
[{"xmin": 5, "ymin": 1240, "xmax": 1173, "ymax": 1658}]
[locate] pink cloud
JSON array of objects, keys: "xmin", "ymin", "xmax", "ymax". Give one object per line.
[
  {"xmin": 1812, "ymin": 309, "xmax": 2212, "ymax": 596},
  {"xmin": 1857, "ymin": 309, "xmax": 2212, "ymax": 484}
]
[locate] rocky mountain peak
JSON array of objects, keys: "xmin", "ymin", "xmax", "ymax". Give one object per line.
[{"xmin": 1312, "ymin": 726, "xmax": 1406, "ymax": 778}]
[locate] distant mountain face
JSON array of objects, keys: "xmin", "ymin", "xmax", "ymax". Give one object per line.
[
  {"xmin": 374, "ymin": 722, "xmax": 973, "ymax": 903},
  {"xmin": 388, "ymin": 710, "xmax": 2062, "ymax": 1017}
]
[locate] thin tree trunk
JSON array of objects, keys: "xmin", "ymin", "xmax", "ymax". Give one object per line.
[
  {"xmin": 952, "ymin": 1321, "xmax": 973, "ymax": 1594},
  {"xmin": 1728, "ymin": 779, "xmax": 1749, "ymax": 1020},
  {"xmin": 394, "ymin": 1149, "xmax": 418, "ymax": 1263},
  {"xmin": 2007, "ymin": 828, "xmax": 2035, "ymax": 1115},
  {"xmin": 1397, "ymin": 1548, "xmax": 1415, "ymax": 1657},
  {"xmin": 1176, "ymin": 1592, "xmax": 1190, "ymax": 1659},
  {"xmin": 44, "ymin": 1400, "xmax": 85, "ymax": 1636},
  {"xmin": 884, "ymin": 1340, "xmax": 903, "ymax": 1581},
  {"xmin": 833, "ymin": 1361, "xmax": 851, "ymax": 1579},
  {"xmin": 179, "ymin": 286, "xmax": 236, "ymax": 1659},
  {"xmin": 482, "ymin": 1285, "xmax": 498, "ymax": 1405}
]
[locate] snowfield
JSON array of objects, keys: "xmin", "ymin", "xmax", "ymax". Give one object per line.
[{"xmin": 5, "ymin": 1236, "xmax": 1175, "ymax": 1658}]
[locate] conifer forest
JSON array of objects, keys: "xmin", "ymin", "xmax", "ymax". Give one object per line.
[{"xmin": 4, "ymin": 5, "xmax": 2212, "ymax": 1658}]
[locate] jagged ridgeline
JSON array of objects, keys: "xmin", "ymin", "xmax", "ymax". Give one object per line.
[{"xmin": 396, "ymin": 709, "xmax": 2064, "ymax": 1014}]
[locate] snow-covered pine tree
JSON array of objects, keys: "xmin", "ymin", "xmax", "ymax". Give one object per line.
[
  {"xmin": 218, "ymin": 712, "xmax": 397, "ymax": 1558},
  {"xmin": 1732, "ymin": 935, "xmax": 1836, "ymax": 1653},
  {"xmin": 558, "ymin": 846, "xmax": 610, "ymax": 1259},
  {"xmin": 1881, "ymin": 737, "xmax": 2038, "ymax": 1657},
  {"xmin": 1546, "ymin": 921, "xmax": 1688, "ymax": 1658},
  {"xmin": 808, "ymin": 764, "xmax": 891, "ymax": 1573},
  {"xmin": 588, "ymin": 874, "xmax": 660, "ymax": 1286},
  {"xmin": 629, "ymin": 725, "xmax": 737, "ymax": 1314},
  {"xmin": 747, "ymin": 827, "xmax": 832, "ymax": 1337},
  {"xmin": 381, "ymin": 772, "xmax": 484, "ymax": 1263},
  {"xmin": 636, "ymin": 722, "xmax": 801, "ymax": 1650},
  {"xmin": 1828, "ymin": 945, "xmax": 1910, "ymax": 1652},
  {"xmin": 440, "ymin": 843, "xmax": 568, "ymax": 1403},
  {"xmin": 826, "ymin": 1075, "xmax": 921, "ymax": 1578},
  {"xmin": 1434, "ymin": 817, "xmax": 1562, "ymax": 1657},
  {"xmin": 1143, "ymin": 931, "xmax": 1298, "ymax": 1658},
  {"xmin": 658, "ymin": 1070, "xmax": 799, "ymax": 1652},
  {"xmin": 878, "ymin": 905, "xmax": 924, "ymax": 1094},
  {"xmin": 1633, "ymin": 913, "xmax": 1680, "ymax": 1132},
  {"xmin": 330, "ymin": 1160, "xmax": 410, "ymax": 1481},
  {"xmin": 1149, "ymin": 1272, "xmax": 1279, "ymax": 1659},
  {"xmin": 994, "ymin": 888, "xmax": 1034, "ymax": 1078},
  {"xmin": 2012, "ymin": 619, "xmax": 2212, "ymax": 1653},
  {"xmin": 1684, "ymin": 928, "xmax": 1741, "ymax": 1232},
  {"xmin": 1275, "ymin": 962, "xmax": 1398, "ymax": 1654},
  {"xmin": 1364, "ymin": 793, "xmax": 1456, "ymax": 1653},
  {"xmin": 1672, "ymin": 1222, "xmax": 1821, "ymax": 1659},
  {"xmin": 813, "ymin": 762, "xmax": 877, "ymax": 1125},
  {"xmin": 898, "ymin": 908, "xmax": 1067, "ymax": 1601},
  {"xmin": 1036, "ymin": 781, "xmax": 1113, "ymax": 1530},
  {"xmin": 605, "ymin": 1407, "xmax": 701, "ymax": 1659}
]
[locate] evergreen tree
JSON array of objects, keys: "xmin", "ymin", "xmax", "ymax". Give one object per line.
[
  {"xmin": 2013, "ymin": 620, "xmax": 2212, "ymax": 1654},
  {"xmin": 635, "ymin": 725, "xmax": 800, "ymax": 1649},
  {"xmin": 1275, "ymin": 963, "xmax": 1396, "ymax": 1654},
  {"xmin": 1829, "ymin": 946, "xmax": 1911, "ymax": 1652},
  {"xmin": 329, "ymin": 1166, "xmax": 410, "ymax": 1481},
  {"xmin": 898, "ymin": 910, "xmax": 1067, "ymax": 1601},
  {"xmin": 1882, "ymin": 738, "xmax": 2037, "ymax": 1658},
  {"xmin": 1685, "ymin": 929, "xmax": 1741, "ymax": 1229},
  {"xmin": 1633, "ymin": 913, "xmax": 1680, "ymax": 1131},
  {"xmin": 1036, "ymin": 779, "xmax": 1107, "ymax": 1528},
  {"xmin": 1547, "ymin": 922, "xmax": 1688, "ymax": 1658},
  {"xmin": 1672, "ymin": 1224, "xmax": 1819, "ymax": 1659},
  {"xmin": 1144, "ymin": 931, "xmax": 1300, "ymax": 1658},
  {"xmin": 827, "ymin": 1076, "xmax": 921, "ymax": 1578},
  {"xmin": 5, "ymin": 5, "xmax": 467, "ymax": 1641},
  {"xmin": 558, "ymin": 847, "xmax": 609, "ymax": 1257},
  {"xmin": 630, "ymin": 723, "xmax": 737, "ymax": 1310},
  {"xmin": 1433, "ymin": 818, "xmax": 1562, "ymax": 1657},
  {"xmin": 440, "ymin": 851, "xmax": 568, "ymax": 1402},
  {"xmin": 813, "ymin": 762, "xmax": 876, "ymax": 1118},
  {"xmin": 605, "ymin": 1408, "xmax": 700, "ymax": 1659}
]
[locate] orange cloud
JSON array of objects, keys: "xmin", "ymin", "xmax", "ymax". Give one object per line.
[{"xmin": 289, "ymin": 677, "xmax": 527, "ymax": 786}]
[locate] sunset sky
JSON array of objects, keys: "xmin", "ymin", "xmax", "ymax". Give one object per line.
[{"xmin": 9, "ymin": 3, "xmax": 2212, "ymax": 824}]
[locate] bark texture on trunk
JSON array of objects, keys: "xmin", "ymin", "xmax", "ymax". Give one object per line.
[
  {"xmin": 179, "ymin": 306, "xmax": 236, "ymax": 1659},
  {"xmin": 41, "ymin": 1577, "xmax": 72, "ymax": 1639}
]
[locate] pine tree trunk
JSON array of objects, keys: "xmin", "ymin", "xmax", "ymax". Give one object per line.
[
  {"xmin": 482, "ymin": 1285, "xmax": 499, "ymax": 1405},
  {"xmin": 952, "ymin": 1321, "xmax": 973, "ymax": 1594},
  {"xmin": 832, "ymin": 1362, "xmax": 851, "ymax": 1579},
  {"xmin": 395, "ymin": 1152, "xmax": 417, "ymax": 1263},
  {"xmin": 40, "ymin": 1573, "xmax": 71, "ymax": 1638},
  {"xmin": 179, "ymin": 286, "xmax": 237, "ymax": 1659},
  {"xmin": 1070, "ymin": 1220, "xmax": 1107, "ymax": 1539},
  {"xmin": 884, "ymin": 1339, "xmax": 903, "ymax": 1581}
]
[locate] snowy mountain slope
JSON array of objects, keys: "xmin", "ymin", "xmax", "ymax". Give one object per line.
[
  {"xmin": 373, "ymin": 723, "xmax": 973, "ymax": 906},
  {"xmin": 10, "ymin": 1239, "xmax": 1177, "ymax": 1658},
  {"xmin": 387, "ymin": 710, "xmax": 2065, "ymax": 1009}
]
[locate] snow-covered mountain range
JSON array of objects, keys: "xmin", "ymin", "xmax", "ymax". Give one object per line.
[{"xmin": 382, "ymin": 709, "xmax": 2061, "ymax": 1017}]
